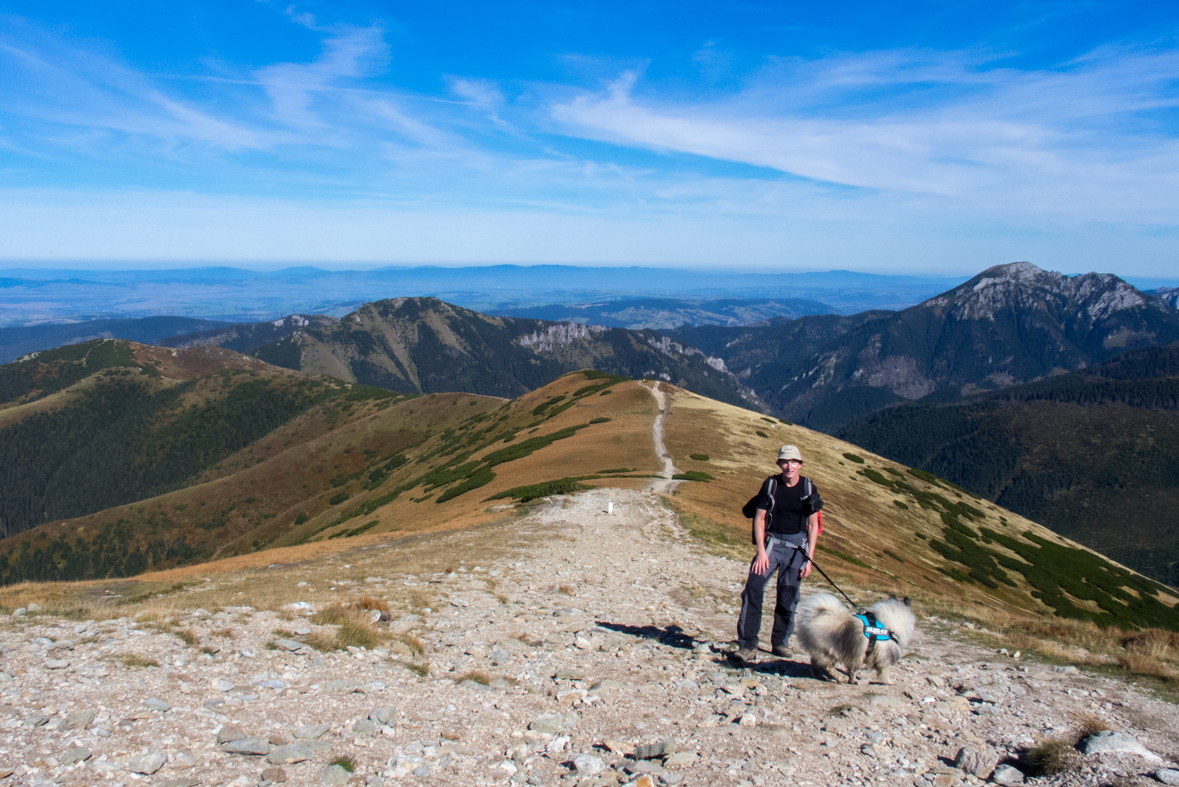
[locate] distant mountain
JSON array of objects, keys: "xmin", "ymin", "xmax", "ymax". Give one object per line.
[
  {"xmin": 1152, "ymin": 287, "xmax": 1179, "ymax": 310},
  {"xmin": 838, "ymin": 346, "xmax": 1179, "ymax": 586},
  {"xmin": 688, "ymin": 262, "xmax": 1179, "ymax": 432},
  {"xmin": 162, "ymin": 314, "xmax": 339, "ymax": 354},
  {"xmin": 493, "ymin": 297, "xmax": 834, "ymax": 329},
  {"xmin": 250, "ymin": 297, "xmax": 765, "ymax": 410},
  {"xmin": 0, "ymin": 316, "xmax": 234, "ymax": 364},
  {"xmin": 0, "ymin": 265, "xmax": 966, "ymax": 327}
]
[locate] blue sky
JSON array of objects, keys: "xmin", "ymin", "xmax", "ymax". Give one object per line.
[{"xmin": 1, "ymin": 1, "xmax": 1177, "ymax": 276}]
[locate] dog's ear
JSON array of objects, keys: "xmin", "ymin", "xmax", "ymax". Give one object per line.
[
  {"xmin": 888, "ymin": 594, "xmax": 897, "ymax": 600},
  {"xmin": 903, "ymin": 597, "xmax": 911, "ymax": 607}
]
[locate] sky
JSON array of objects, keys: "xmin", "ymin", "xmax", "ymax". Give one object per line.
[{"xmin": 1, "ymin": 1, "xmax": 1178, "ymax": 276}]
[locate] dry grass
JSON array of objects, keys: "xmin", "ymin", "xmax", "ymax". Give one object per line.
[
  {"xmin": 304, "ymin": 602, "xmax": 388, "ymax": 651},
  {"xmin": 453, "ymin": 670, "xmax": 491, "ymax": 685},
  {"xmin": 173, "ymin": 628, "xmax": 197, "ymax": 647},
  {"xmin": 1025, "ymin": 737, "xmax": 1081, "ymax": 775},
  {"xmin": 1076, "ymin": 714, "xmax": 1110, "ymax": 738},
  {"xmin": 114, "ymin": 653, "xmax": 160, "ymax": 668}
]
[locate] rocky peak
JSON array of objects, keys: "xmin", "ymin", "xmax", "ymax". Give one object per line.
[{"xmin": 923, "ymin": 262, "xmax": 1148, "ymax": 322}]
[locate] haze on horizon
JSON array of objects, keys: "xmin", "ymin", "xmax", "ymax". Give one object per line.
[{"xmin": 1, "ymin": 1, "xmax": 1177, "ymax": 278}]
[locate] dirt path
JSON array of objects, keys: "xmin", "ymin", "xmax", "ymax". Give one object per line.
[
  {"xmin": 642, "ymin": 382, "xmax": 681, "ymax": 495},
  {"xmin": 0, "ymin": 488, "xmax": 1176, "ymax": 787}
]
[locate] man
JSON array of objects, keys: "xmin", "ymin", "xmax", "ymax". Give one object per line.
[{"xmin": 735, "ymin": 444, "xmax": 822, "ymax": 663}]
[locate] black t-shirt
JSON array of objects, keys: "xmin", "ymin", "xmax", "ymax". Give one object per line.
[{"xmin": 756, "ymin": 475, "xmax": 817, "ymax": 536}]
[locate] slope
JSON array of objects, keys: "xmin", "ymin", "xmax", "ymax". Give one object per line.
[
  {"xmin": 0, "ymin": 339, "xmax": 409, "ymax": 541},
  {"xmin": 838, "ymin": 346, "xmax": 1179, "ymax": 586},
  {"xmin": 251, "ymin": 297, "xmax": 763, "ymax": 411}
]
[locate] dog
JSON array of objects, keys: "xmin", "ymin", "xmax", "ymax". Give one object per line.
[{"xmin": 795, "ymin": 593, "xmax": 915, "ymax": 684}]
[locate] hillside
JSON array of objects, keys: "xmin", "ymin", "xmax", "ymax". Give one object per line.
[
  {"xmin": 838, "ymin": 346, "xmax": 1179, "ymax": 586},
  {"xmin": 0, "ymin": 339, "xmax": 410, "ymax": 542},
  {"xmin": 250, "ymin": 297, "xmax": 763, "ymax": 410},
  {"xmin": 2, "ymin": 359, "xmax": 1176, "ymax": 638},
  {"xmin": 684, "ymin": 262, "xmax": 1179, "ymax": 432}
]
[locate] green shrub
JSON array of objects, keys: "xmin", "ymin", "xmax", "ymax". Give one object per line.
[
  {"xmin": 589, "ymin": 417, "xmax": 611, "ymax": 424},
  {"xmin": 329, "ymin": 492, "xmax": 349, "ymax": 505},
  {"xmin": 294, "ymin": 512, "xmax": 308, "ymax": 525},
  {"xmin": 859, "ymin": 468, "xmax": 894, "ymax": 488},
  {"xmin": 842, "ymin": 453, "xmax": 865, "ymax": 464},
  {"xmin": 673, "ymin": 471, "xmax": 713, "ymax": 482},
  {"xmin": 689, "ymin": 453, "xmax": 709, "ymax": 461},
  {"xmin": 486, "ymin": 478, "xmax": 591, "ymax": 502},
  {"xmin": 755, "ymin": 431, "xmax": 769, "ymax": 438},
  {"xmin": 893, "ymin": 500, "xmax": 909, "ymax": 510}
]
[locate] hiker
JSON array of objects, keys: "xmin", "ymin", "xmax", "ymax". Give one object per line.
[{"xmin": 735, "ymin": 444, "xmax": 822, "ymax": 663}]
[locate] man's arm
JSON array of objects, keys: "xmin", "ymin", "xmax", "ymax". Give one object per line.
[
  {"xmin": 801, "ymin": 512, "xmax": 819, "ymax": 579},
  {"xmin": 751, "ymin": 509, "xmax": 770, "ymax": 575}
]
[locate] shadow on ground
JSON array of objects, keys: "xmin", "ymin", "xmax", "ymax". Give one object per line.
[{"xmin": 597, "ymin": 621, "xmax": 815, "ymax": 679}]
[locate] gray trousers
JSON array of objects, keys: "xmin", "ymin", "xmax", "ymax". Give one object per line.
[{"xmin": 737, "ymin": 532, "xmax": 807, "ymax": 650}]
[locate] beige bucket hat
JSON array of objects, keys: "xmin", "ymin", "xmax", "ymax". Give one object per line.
[{"xmin": 777, "ymin": 445, "xmax": 803, "ymax": 462}]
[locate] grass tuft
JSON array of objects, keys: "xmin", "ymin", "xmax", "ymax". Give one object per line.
[
  {"xmin": 454, "ymin": 670, "xmax": 491, "ymax": 685},
  {"xmin": 331, "ymin": 755, "xmax": 356, "ymax": 772},
  {"xmin": 115, "ymin": 653, "xmax": 160, "ymax": 668},
  {"xmin": 1025, "ymin": 737, "xmax": 1080, "ymax": 775}
]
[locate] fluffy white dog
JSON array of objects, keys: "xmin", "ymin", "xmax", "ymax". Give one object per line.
[{"xmin": 796, "ymin": 593, "xmax": 916, "ymax": 684}]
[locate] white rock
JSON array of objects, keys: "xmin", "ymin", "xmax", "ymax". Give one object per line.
[
  {"xmin": 573, "ymin": 753, "xmax": 605, "ymax": 774},
  {"xmin": 991, "ymin": 764, "xmax": 1025, "ymax": 784},
  {"xmin": 1155, "ymin": 768, "xmax": 1179, "ymax": 786},
  {"xmin": 1080, "ymin": 731, "xmax": 1160, "ymax": 760},
  {"xmin": 128, "ymin": 751, "xmax": 167, "ymax": 774}
]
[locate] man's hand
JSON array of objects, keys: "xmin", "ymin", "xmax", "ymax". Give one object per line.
[
  {"xmin": 800, "ymin": 556, "xmax": 813, "ymax": 579},
  {"xmin": 751, "ymin": 550, "xmax": 770, "ymax": 575}
]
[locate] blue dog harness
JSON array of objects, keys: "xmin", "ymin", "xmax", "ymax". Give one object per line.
[{"xmin": 854, "ymin": 611, "xmax": 896, "ymax": 655}]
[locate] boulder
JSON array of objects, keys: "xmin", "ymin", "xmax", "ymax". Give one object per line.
[
  {"xmin": 1079, "ymin": 731, "xmax": 1160, "ymax": 760},
  {"xmin": 991, "ymin": 764, "xmax": 1025, "ymax": 784},
  {"xmin": 572, "ymin": 753, "xmax": 605, "ymax": 774},
  {"xmin": 953, "ymin": 744, "xmax": 999, "ymax": 778},
  {"xmin": 128, "ymin": 751, "xmax": 167, "ymax": 775}
]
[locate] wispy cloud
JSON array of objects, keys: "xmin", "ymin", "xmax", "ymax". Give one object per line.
[{"xmin": 550, "ymin": 48, "xmax": 1179, "ymax": 221}]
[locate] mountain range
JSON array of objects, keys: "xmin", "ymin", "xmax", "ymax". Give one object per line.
[
  {"xmin": 1, "ymin": 339, "xmax": 1175, "ymax": 636},
  {"xmin": 675, "ymin": 262, "xmax": 1179, "ymax": 433}
]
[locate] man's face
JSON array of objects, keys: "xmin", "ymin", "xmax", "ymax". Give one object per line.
[{"xmin": 777, "ymin": 458, "xmax": 802, "ymax": 478}]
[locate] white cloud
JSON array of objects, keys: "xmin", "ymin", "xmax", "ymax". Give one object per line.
[{"xmin": 550, "ymin": 48, "xmax": 1179, "ymax": 223}]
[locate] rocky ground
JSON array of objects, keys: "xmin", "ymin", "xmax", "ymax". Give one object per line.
[{"xmin": 1, "ymin": 487, "xmax": 1177, "ymax": 787}]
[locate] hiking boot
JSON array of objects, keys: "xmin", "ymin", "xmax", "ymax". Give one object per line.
[
  {"xmin": 733, "ymin": 648, "xmax": 759, "ymax": 664},
  {"xmin": 772, "ymin": 644, "xmax": 792, "ymax": 658}
]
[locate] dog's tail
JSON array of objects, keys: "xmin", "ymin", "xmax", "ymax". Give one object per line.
[{"xmin": 797, "ymin": 592, "xmax": 850, "ymax": 629}]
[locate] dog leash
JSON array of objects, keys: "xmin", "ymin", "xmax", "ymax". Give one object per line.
[{"xmin": 790, "ymin": 545, "xmax": 862, "ymax": 612}]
